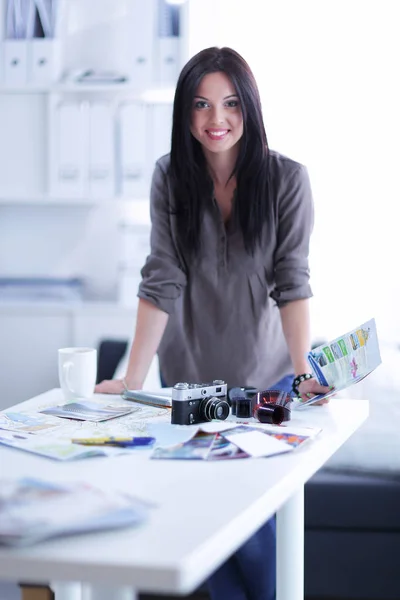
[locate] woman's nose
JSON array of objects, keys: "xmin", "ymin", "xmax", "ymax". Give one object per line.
[{"xmin": 210, "ymin": 106, "xmax": 224, "ymax": 124}]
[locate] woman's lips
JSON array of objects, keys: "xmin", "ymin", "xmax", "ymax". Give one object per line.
[{"xmin": 206, "ymin": 129, "xmax": 229, "ymax": 140}]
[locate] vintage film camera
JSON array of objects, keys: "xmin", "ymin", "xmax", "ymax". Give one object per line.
[{"xmin": 171, "ymin": 380, "xmax": 230, "ymax": 425}]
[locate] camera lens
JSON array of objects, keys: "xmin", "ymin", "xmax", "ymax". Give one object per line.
[{"xmin": 200, "ymin": 396, "xmax": 230, "ymax": 421}]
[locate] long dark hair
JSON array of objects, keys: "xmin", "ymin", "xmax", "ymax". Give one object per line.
[{"xmin": 169, "ymin": 46, "xmax": 270, "ymax": 258}]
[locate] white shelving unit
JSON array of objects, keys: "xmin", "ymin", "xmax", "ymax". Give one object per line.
[
  {"xmin": 0, "ymin": 195, "xmax": 153, "ymax": 207},
  {"xmin": 0, "ymin": 0, "xmax": 188, "ymax": 407},
  {"xmin": 0, "ymin": 83, "xmax": 176, "ymax": 96}
]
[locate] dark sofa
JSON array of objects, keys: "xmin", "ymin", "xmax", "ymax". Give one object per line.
[
  {"xmin": 305, "ymin": 470, "xmax": 400, "ymax": 600},
  {"xmin": 98, "ymin": 340, "xmax": 400, "ymax": 600}
]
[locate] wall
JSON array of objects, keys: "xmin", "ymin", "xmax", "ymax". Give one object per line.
[{"xmin": 186, "ymin": 0, "xmax": 400, "ymax": 346}]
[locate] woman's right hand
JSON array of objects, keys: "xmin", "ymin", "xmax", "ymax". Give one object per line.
[{"xmin": 95, "ymin": 379, "xmax": 126, "ymax": 395}]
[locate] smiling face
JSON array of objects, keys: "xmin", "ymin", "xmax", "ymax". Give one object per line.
[{"xmin": 190, "ymin": 71, "xmax": 244, "ymax": 158}]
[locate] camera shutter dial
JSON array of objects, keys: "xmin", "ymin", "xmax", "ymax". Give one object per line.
[{"xmin": 174, "ymin": 382, "xmax": 188, "ymax": 390}]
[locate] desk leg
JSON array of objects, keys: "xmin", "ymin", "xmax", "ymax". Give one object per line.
[
  {"xmin": 82, "ymin": 584, "xmax": 137, "ymax": 600},
  {"xmin": 276, "ymin": 484, "xmax": 304, "ymax": 600},
  {"xmin": 51, "ymin": 582, "xmax": 83, "ymax": 600}
]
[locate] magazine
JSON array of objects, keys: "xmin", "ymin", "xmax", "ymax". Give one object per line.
[
  {"xmin": 0, "ymin": 477, "xmax": 149, "ymax": 547},
  {"xmin": 151, "ymin": 423, "xmax": 319, "ymax": 460},
  {"xmin": 297, "ymin": 318, "xmax": 382, "ymax": 408},
  {"xmin": 152, "ymin": 430, "xmax": 218, "ymax": 460},
  {"xmin": 151, "ymin": 430, "xmax": 250, "ymax": 461},
  {"xmin": 40, "ymin": 400, "xmax": 138, "ymax": 422}
]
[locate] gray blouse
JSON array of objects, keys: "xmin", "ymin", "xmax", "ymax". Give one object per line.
[{"xmin": 138, "ymin": 151, "xmax": 314, "ymax": 390}]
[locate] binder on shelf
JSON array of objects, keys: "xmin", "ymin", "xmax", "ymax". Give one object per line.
[
  {"xmin": 3, "ymin": 0, "xmax": 62, "ymax": 85},
  {"xmin": 155, "ymin": 0, "xmax": 181, "ymax": 85},
  {"xmin": 26, "ymin": 0, "xmax": 46, "ymax": 39},
  {"xmin": 50, "ymin": 101, "xmax": 88, "ymax": 198},
  {"xmin": 156, "ymin": 36, "xmax": 180, "ymax": 86},
  {"xmin": 32, "ymin": 0, "xmax": 53, "ymax": 38},
  {"xmin": 5, "ymin": 0, "xmax": 31, "ymax": 39},
  {"xmin": 88, "ymin": 102, "xmax": 116, "ymax": 198},
  {"xmin": 129, "ymin": 0, "xmax": 156, "ymax": 88},
  {"xmin": 2, "ymin": 39, "xmax": 28, "ymax": 85},
  {"xmin": 27, "ymin": 0, "xmax": 61, "ymax": 84},
  {"xmin": 117, "ymin": 101, "xmax": 148, "ymax": 197},
  {"xmin": 28, "ymin": 38, "xmax": 61, "ymax": 84},
  {"xmin": 0, "ymin": 0, "xmax": 6, "ymax": 41}
]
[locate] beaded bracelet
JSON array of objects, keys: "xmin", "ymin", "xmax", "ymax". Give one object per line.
[{"xmin": 292, "ymin": 373, "xmax": 313, "ymax": 397}]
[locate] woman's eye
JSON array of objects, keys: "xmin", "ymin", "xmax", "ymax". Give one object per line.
[
  {"xmin": 226, "ymin": 100, "xmax": 239, "ymax": 108},
  {"xmin": 194, "ymin": 100, "xmax": 209, "ymax": 109}
]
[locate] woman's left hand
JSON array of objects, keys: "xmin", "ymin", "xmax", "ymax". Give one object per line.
[{"xmin": 297, "ymin": 377, "xmax": 332, "ymax": 406}]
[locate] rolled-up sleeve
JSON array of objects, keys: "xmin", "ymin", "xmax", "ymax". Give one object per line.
[
  {"xmin": 270, "ymin": 164, "xmax": 314, "ymax": 307},
  {"xmin": 138, "ymin": 160, "xmax": 187, "ymax": 314}
]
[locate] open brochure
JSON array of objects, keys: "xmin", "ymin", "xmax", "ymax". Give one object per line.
[
  {"xmin": 296, "ymin": 318, "xmax": 382, "ymax": 409},
  {"xmin": 0, "ymin": 429, "xmax": 137, "ymax": 461},
  {"xmin": 0, "ymin": 477, "xmax": 149, "ymax": 547},
  {"xmin": 0, "ymin": 411, "xmax": 60, "ymax": 434},
  {"xmin": 40, "ymin": 400, "xmax": 138, "ymax": 422},
  {"xmin": 151, "ymin": 422, "xmax": 321, "ymax": 460}
]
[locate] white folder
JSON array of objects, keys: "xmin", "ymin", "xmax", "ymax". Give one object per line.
[
  {"xmin": 3, "ymin": 40, "xmax": 28, "ymax": 85},
  {"xmin": 129, "ymin": 0, "xmax": 156, "ymax": 88},
  {"xmin": 51, "ymin": 101, "xmax": 87, "ymax": 197},
  {"xmin": 117, "ymin": 102, "xmax": 148, "ymax": 197},
  {"xmin": 0, "ymin": 0, "xmax": 6, "ymax": 40},
  {"xmin": 28, "ymin": 38, "xmax": 61, "ymax": 84},
  {"xmin": 88, "ymin": 102, "xmax": 115, "ymax": 198},
  {"xmin": 156, "ymin": 36, "xmax": 180, "ymax": 86},
  {"xmin": 155, "ymin": 0, "xmax": 181, "ymax": 85}
]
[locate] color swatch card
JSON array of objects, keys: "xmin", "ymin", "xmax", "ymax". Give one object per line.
[{"xmin": 297, "ymin": 318, "xmax": 382, "ymax": 408}]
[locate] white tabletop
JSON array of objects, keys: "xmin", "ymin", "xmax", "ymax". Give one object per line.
[{"xmin": 0, "ymin": 390, "xmax": 368, "ymax": 596}]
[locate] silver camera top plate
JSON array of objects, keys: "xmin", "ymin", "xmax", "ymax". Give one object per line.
[{"xmin": 172, "ymin": 380, "xmax": 227, "ymax": 402}]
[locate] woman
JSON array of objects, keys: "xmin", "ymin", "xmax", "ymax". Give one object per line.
[{"xmin": 97, "ymin": 47, "xmax": 329, "ymax": 600}]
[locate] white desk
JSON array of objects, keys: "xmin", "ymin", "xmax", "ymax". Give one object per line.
[{"xmin": 0, "ymin": 390, "xmax": 369, "ymax": 600}]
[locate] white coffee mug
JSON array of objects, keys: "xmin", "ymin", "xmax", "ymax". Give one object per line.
[{"xmin": 58, "ymin": 347, "xmax": 97, "ymax": 402}]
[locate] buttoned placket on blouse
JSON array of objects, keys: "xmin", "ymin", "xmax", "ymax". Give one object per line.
[{"xmin": 212, "ymin": 196, "xmax": 228, "ymax": 271}]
